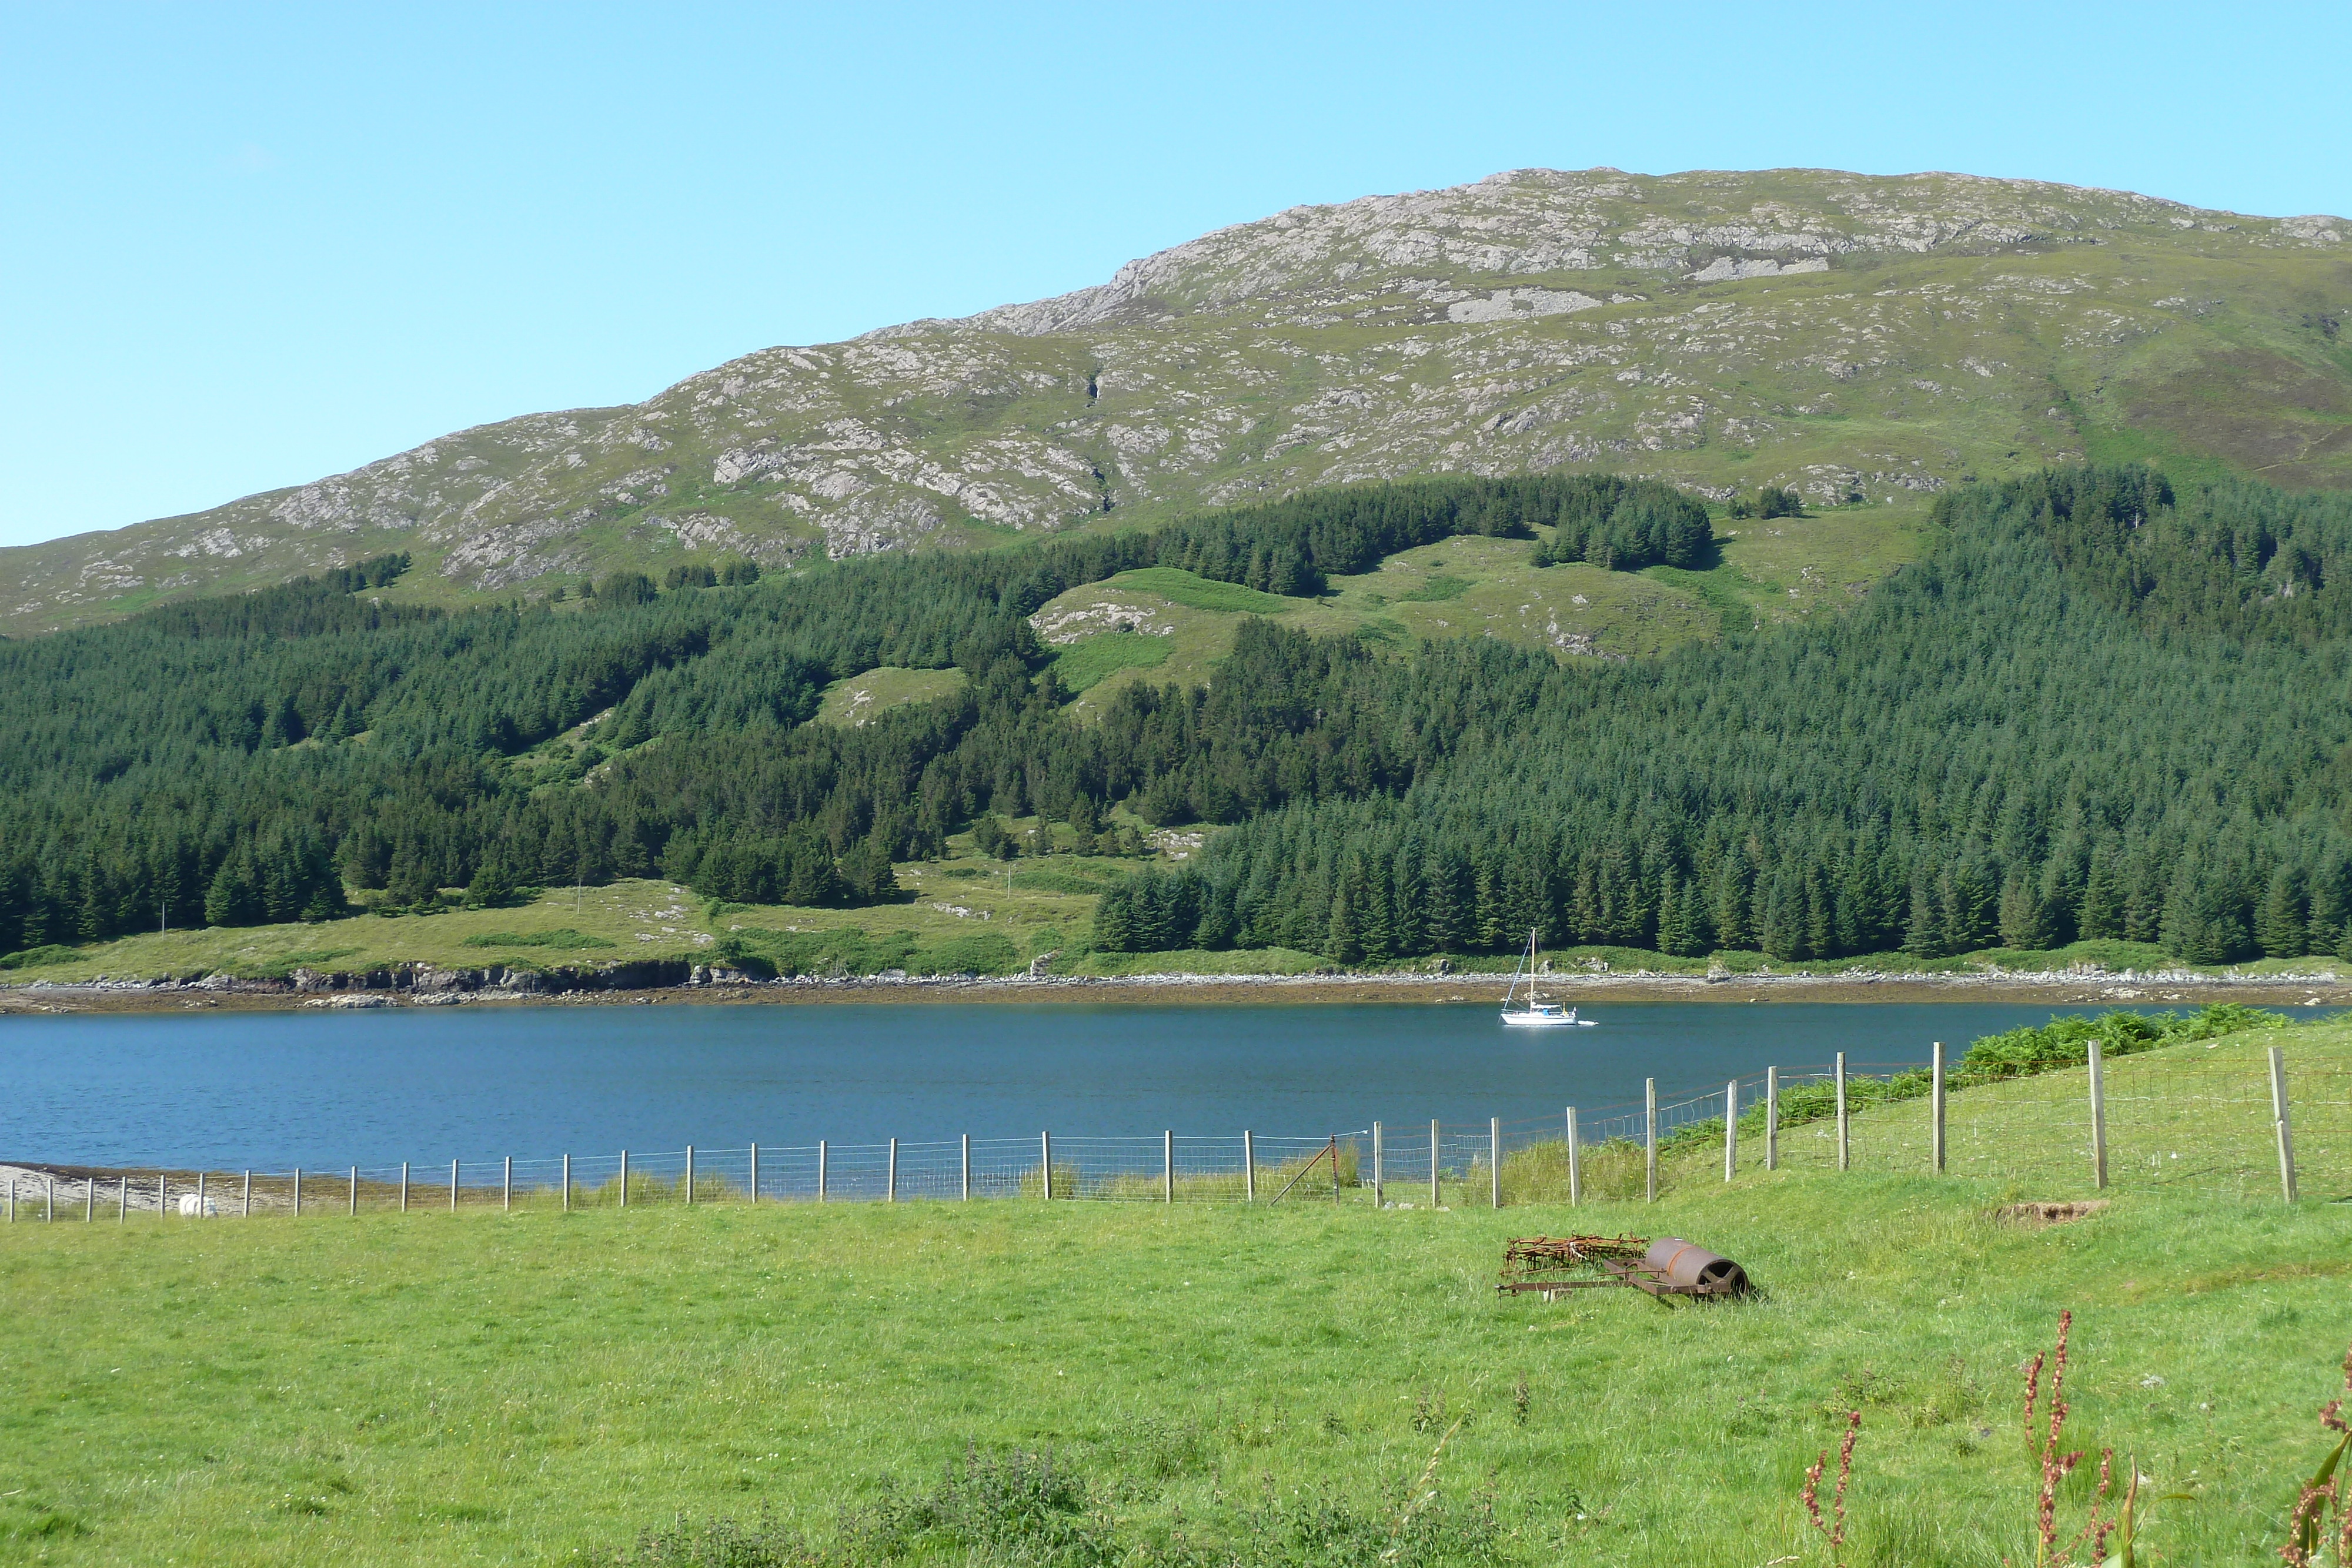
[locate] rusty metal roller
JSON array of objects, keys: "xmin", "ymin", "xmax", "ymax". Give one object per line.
[{"xmin": 1642, "ymin": 1237, "xmax": 1750, "ymax": 1296}]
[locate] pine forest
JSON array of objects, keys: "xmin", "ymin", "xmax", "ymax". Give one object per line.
[{"xmin": 5, "ymin": 466, "xmax": 2351, "ymax": 971}]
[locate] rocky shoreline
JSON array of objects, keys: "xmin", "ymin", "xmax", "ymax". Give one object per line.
[{"xmin": 5, "ymin": 959, "xmax": 2350, "ymax": 1014}]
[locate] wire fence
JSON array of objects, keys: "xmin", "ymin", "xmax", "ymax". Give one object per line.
[{"xmin": 2, "ymin": 1035, "xmax": 2331, "ymax": 1223}]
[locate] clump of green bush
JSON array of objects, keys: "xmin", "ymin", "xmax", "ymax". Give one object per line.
[
  {"xmin": 715, "ymin": 926, "xmax": 1025, "ymax": 979},
  {"xmin": 0, "ymin": 943, "xmax": 81, "ymax": 970},
  {"xmin": 458, "ymin": 928, "xmax": 615, "ymax": 951},
  {"xmin": 607, "ymin": 1441, "xmax": 1497, "ymax": 1567}
]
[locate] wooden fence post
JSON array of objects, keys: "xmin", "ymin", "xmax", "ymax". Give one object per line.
[
  {"xmin": 2271, "ymin": 1046, "xmax": 2299, "ymax": 1205},
  {"xmin": 158, "ymin": 1172, "xmax": 166, "ymax": 1218},
  {"xmin": 749, "ymin": 1144, "xmax": 759, "ymax": 1204},
  {"xmin": 817, "ymin": 1141, "xmax": 827, "ymax": 1203},
  {"xmin": 242, "ymin": 1169, "xmax": 250, "ymax": 1218},
  {"xmin": 1931, "ymin": 1042, "xmax": 1946, "ymax": 1175},
  {"xmin": 887, "ymin": 1138, "xmax": 898, "ymax": 1203},
  {"xmin": 620, "ymin": 1150, "xmax": 630, "ymax": 1208},
  {"xmin": 350, "ymin": 1167, "xmax": 359, "ymax": 1218},
  {"xmin": 1371, "ymin": 1122, "xmax": 1384, "ymax": 1207},
  {"xmin": 1489, "ymin": 1118, "xmax": 1502, "ymax": 1210},
  {"xmin": 195, "ymin": 1171, "xmax": 206, "ymax": 1218},
  {"xmin": 1331, "ymin": 1135, "xmax": 1342, "ymax": 1204},
  {"xmin": 1242, "ymin": 1131, "xmax": 1255, "ymax": 1202},
  {"xmin": 686, "ymin": 1146, "xmax": 696, "ymax": 1206},
  {"xmin": 119, "ymin": 1176, "xmax": 128, "ymax": 1222},
  {"xmin": 963, "ymin": 1135, "xmax": 973, "ymax": 1202},
  {"xmin": 2087, "ymin": 1041, "xmax": 2109, "ymax": 1191},
  {"xmin": 46, "ymin": 1175, "xmax": 54, "ymax": 1222},
  {"xmin": 5, "ymin": 1178, "xmax": 12, "ymax": 1222},
  {"xmin": 400, "ymin": 1161, "xmax": 409, "ymax": 1213},
  {"xmin": 85, "ymin": 1175, "xmax": 95, "ymax": 1222},
  {"xmin": 503, "ymin": 1156, "xmax": 512, "ymax": 1212},
  {"xmin": 562, "ymin": 1152, "xmax": 572, "ymax": 1212},
  {"xmin": 1162, "ymin": 1131, "xmax": 1173, "ymax": 1204},
  {"xmin": 1724, "ymin": 1079, "xmax": 1738, "ymax": 1182},
  {"xmin": 451, "ymin": 1158, "xmax": 460, "ymax": 1213},
  {"xmin": 1428, "ymin": 1119, "xmax": 1439, "ymax": 1208},
  {"xmin": 1765, "ymin": 1068, "xmax": 1779, "ymax": 1171},
  {"xmin": 1645, "ymin": 1078, "xmax": 1658, "ymax": 1203},
  {"xmin": 293, "ymin": 1168, "xmax": 302, "ymax": 1217},
  {"xmin": 1566, "ymin": 1107, "xmax": 1580, "ymax": 1207},
  {"xmin": 1835, "ymin": 1054, "xmax": 1850, "ymax": 1172},
  {"xmin": 1042, "ymin": 1131, "xmax": 1054, "ymax": 1201}
]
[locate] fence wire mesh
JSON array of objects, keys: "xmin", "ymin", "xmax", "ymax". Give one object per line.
[
  {"xmin": 2294, "ymin": 1059, "xmax": 2352, "ymax": 1201},
  {"xmin": 3, "ymin": 1037, "xmax": 2331, "ymax": 1219}
]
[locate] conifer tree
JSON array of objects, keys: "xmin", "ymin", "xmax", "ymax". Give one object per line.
[
  {"xmin": 2077, "ymin": 846, "xmax": 2125, "ymax": 940},
  {"xmin": 2256, "ymin": 864, "xmax": 2309, "ymax": 959},
  {"xmin": 463, "ymin": 854, "xmax": 516, "ymax": 910},
  {"xmin": 1710, "ymin": 860, "xmax": 1753, "ymax": 952},
  {"xmin": 1325, "ymin": 884, "xmax": 1361, "ymax": 963},
  {"xmin": 1997, "ymin": 871, "xmax": 2057, "ymax": 951},
  {"xmin": 1902, "ymin": 877, "xmax": 1943, "ymax": 958},
  {"xmin": 838, "ymin": 833, "xmax": 901, "ymax": 904},
  {"xmin": 204, "ymin": 854, "xmax": 260, "ymax": 928}
]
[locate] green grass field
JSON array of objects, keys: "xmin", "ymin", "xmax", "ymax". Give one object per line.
[
  {"xmin": 1047, "ymin": 631, "xmax": 1176, "ymax": 694},
  {"xmin": 5, "ymin": 1021, "xmax": 2351, "ymax": 1565},
  {"xmin": 1024, "ymin": 500, "xmax": 1932, "ymax": 718},
  {"xmin": 813, "ymin": 667, "xmax": 970, "ymax": 728},
  {"xmin": 1105, "ymin": 569, "xmax": 1297, "ymax": 616}
]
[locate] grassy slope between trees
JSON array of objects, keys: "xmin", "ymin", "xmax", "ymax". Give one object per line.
[
  {"xmin": 1028, "ymin": 507, "xmax": 1921, "ymax": 719},
  {"xmin": 4, "ymin": 1017, "xmax": 2349, "ymax": 1566}
]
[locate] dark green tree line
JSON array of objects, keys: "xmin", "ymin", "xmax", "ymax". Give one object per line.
[
  {"xmin": 1528, "ymin": 475, "xmax": 1713, "ymax": 570},
  {"xmin": 0, "ymin": 478, "xmax": 1576, "ymax": 948}
]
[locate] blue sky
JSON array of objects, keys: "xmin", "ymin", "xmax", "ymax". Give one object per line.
[{"xmin": 2, "ymin": 2, "xmax": 2347, "ymax": 549}]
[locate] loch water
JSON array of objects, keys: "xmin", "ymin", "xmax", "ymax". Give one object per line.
[{"xmin": 2, "ymin": 997, "xmax": 2318, "ymax": 1171}]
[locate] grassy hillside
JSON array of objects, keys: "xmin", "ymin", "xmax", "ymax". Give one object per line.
[
  {"xmin": 3, "ymin": 168, "xmax": 2346, "ymax": 637},
  {"xmin": 812, "ymin": 667, "xmax": 970, "ymax": 728},
  {"xmin": 1022, "ymin": 498, "xmax": 1929, "ymax": 714},
  {"xmin": 5, "ymin": 1018, "xmax": 2351, "ymax": 1564},
  {"xmin": 0, "ymin": 862, "xmax": 1102, "ymax": 990}
]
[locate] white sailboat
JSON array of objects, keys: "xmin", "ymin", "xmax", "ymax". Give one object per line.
[{"xmin": 1499, "ymin": 929, "xmax": 1596, "ymax": 1028}]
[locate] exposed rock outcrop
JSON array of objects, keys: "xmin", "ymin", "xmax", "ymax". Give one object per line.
[{"xmin": 6, "ymin": 168, "xmax": 2347, "ymax": 635}]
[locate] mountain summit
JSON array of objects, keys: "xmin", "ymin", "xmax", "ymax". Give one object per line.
[{"xmin": 6, "ymin": 167, "xmax": 2347, "ymax": 634}]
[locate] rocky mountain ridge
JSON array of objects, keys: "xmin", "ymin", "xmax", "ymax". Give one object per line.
[{"xmin": 6, "ymin": 166, "xmax": 2348, "ymax": 635}]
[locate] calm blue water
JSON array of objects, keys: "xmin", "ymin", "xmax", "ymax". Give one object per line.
[{"xmin": 2, "ymin": 998, "xmax": 2317, "ymax": 1170}]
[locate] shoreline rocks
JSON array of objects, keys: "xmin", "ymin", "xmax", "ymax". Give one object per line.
[{"xmin": 5, "ymin": 958, "xmax": 2349, "ymax": 1015}]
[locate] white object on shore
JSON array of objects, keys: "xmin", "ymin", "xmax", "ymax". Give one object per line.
[{"xmin": 176, "ymin": 1192, "xmax": 218, "ymax": 1217}]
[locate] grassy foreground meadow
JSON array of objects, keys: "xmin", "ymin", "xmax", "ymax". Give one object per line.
[{"xmin": 4, "ymin": 1083, "xmax": 2350, "ymax": 1564}]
